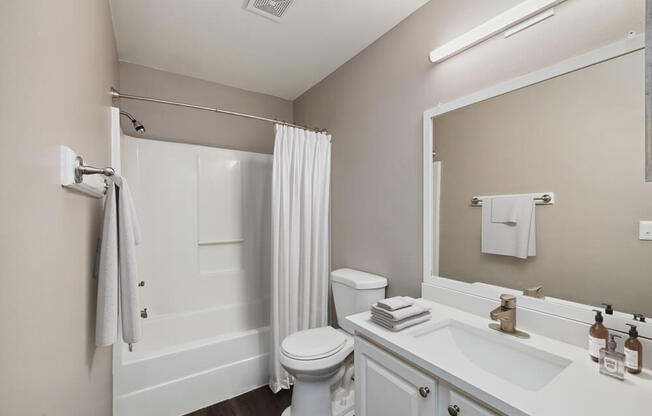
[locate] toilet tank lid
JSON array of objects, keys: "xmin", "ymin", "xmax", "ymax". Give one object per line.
[{"xmin": 331, "ymin": 268, "xmax": 387, "ymax": 289}]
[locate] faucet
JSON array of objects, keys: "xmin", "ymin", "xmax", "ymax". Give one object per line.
[
  {"xmin": 523, "ymin": 285, "xmax": 544, "ymax": 299},
  {"xmin": 489, "ymin": 294, "xmax": 530, "ymax": 338}
]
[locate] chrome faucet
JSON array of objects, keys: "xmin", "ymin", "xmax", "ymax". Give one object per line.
[
  {"xmin": 523, "ymin": 285, "xmax": 544, "ymax": 299},
  {"xmin": 489, "ymin": 294, "xmax": 529, "ymax": 339}
]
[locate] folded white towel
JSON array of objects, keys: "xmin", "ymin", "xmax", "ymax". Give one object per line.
[
  {"xmin": 371, "ymin": 312, "xmax": 431, "ymax": 331},
  {"xmin": 482, "ymin": 196, "xmax": 535, "ymax": 259},
  {"xmin": 491, "ymin": 197, "xmax": 521, "ymax": 224},
  {"xmin": 95, "ymin": 177, "xmax": 143, "ymax": 347},
  {"xmin": 371, "ymin": 300, "xmax": 431, "ymax": 321},
  {"xmin": 376, "ymin": 296, "xmax": 414, "ymax": 311}
]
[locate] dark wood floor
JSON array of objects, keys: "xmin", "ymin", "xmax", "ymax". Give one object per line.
[{"xmin": 186, "ymin": 386, "xmax": 292, "ymax": 416}]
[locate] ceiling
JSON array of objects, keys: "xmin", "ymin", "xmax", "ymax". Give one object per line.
[{"xmin": 109, "ymin": 0, "xmax": 431, "ymax": 100}]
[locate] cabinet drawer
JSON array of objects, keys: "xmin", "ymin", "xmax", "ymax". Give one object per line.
[
  {"xmin": 355, "ymin": 337, "xmax": 437, "ymax": 416},
  {"xmin": 443, "ymin": 390, "xmax": 500, "ymax": 416}
]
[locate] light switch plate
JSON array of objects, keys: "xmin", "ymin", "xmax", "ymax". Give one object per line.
[{"xmin": 639, "ymin": 221, "xmax": 652, "ymax": 240}]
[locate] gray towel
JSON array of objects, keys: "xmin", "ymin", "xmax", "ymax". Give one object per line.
[
  {"xmin": 371, "ymin": 300, "xmax": 431, "ymax": 321},
  {"xmin": 95, "ymin": 177, "xmax": 142, "ymax": 347},
  {"xmin": 371, "ymin": 312, "xmax": 431, "ymax": 331}
]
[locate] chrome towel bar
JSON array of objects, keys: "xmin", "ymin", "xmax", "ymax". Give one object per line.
[
  {"xmin": 470, "ymin": 193, "xmax": 553, "ymax": 206},
  {"xmin": 74, "ymin": 156, "xmax": 115, "ymax": 184}
]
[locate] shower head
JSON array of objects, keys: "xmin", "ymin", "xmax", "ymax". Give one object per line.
[
  {"xmin": 131, "ymin": 119, "xmax": 146, "ymax": 133},
  {"xmin": 120, "ymin": 111, "xmax": 146, "ymax": 134}
]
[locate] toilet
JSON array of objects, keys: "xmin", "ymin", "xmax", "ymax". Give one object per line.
[{"xmin": 280, "ymin": 268, "xmax": 387, "ymax": 416}]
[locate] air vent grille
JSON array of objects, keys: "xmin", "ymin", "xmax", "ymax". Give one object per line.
[{"xmin": 246, "ymin": 0, "xmax": 293, "ymax": 22}]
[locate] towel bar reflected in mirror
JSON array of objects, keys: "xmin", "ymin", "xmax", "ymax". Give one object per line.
[{"xmin": 470, "ymin": 193, "xmax": 553, "ymax": 206}]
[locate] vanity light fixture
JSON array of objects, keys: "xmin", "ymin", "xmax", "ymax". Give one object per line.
[
  {"xmin": 428, "ymin": 0, "xmax": 566, "ymax": 64},
  {"xmin": 504, "ymin": 8, "xmax": 555, "ymax": 38}
]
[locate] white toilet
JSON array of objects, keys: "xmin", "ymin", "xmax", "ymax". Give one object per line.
[{"xmin": 280, "ymin": 268, "xmax": 387, "ymax": 416}]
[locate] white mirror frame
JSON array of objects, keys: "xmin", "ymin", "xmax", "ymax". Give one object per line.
[
  {"xmin": 646, "ymin": 0, "xmax": 652, "ymax": 181},
  {"xmin": 422, "ymin": 35, "xmax": 652, "ymax": 336}
]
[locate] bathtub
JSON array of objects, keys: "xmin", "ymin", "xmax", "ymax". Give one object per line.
[{"xmin": 113, "ymin": 301, "xmax": 270, "ymax": 416}]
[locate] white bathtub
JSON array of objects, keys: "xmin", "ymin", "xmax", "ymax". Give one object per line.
[
  {"xmin": 113, "ymin": 301, "xmax": 270, "ymax": 416},
  {"xmin": 115, "ymin": 137, "xmax": 273, "ymax": 415}
]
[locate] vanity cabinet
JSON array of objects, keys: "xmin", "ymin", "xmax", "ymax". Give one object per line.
[
  {"xmin": 355, "ymin": 337, "xmax": 500, "ymax": 416},
  {"xmin": 355, "ymin": 336, "xmax": 437, "ymax": 415}
]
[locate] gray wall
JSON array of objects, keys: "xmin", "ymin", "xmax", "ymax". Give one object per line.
[
  {"xmin": 0, "ymin": 1, "xmax": 118, "ymax": 414},
  {"xmin": 293, "ymin": 0, "xmax": 643, "ymax": 297},
  {"xmin": 119, "ymin": 62, "xmax": 293, "ymax": 154},
  {"xmin": 435, "ymin": 51, "xmax": 652, "ymax": 316}
]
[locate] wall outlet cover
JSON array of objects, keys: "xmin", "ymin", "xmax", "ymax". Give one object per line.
[{"xmin": 639, "ymin": 221, "xmax": 652, "ymax": 240}]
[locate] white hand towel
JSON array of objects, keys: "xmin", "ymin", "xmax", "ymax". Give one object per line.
[
  {"xmin": 116, "ymin": 178, "xmax": 142, "ymax": 344},
  {"xmin": 490, "ymin": 197, "xmax": 523, "ymax": 224},
  {"xmin": 95, "ymin": 184, "xmax": 118, "ymax": 347},
  {"xmin": 371, "ymin": 301, "xmax": 431, "ymax": 321},
  {"xmin": 481, "ymin": 196, "xmax": 535, "ymax": 259},
  {"xmin": 376, "ymin": 296, "xmax": 414, "ymax": 311},
  {"xmin": 95, "ymin": 177, "xmax": 142, "ymax": 347},
  {"xmin": 371, "ymin": 312, "xmax": 431, "ymax": 331}
]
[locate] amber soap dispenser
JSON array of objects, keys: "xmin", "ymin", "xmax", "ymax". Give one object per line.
[
  {"xmin": 625, "ymin": 324, "xmax": 642, "ymax": 374},
  {"xmin": 589, "ymin": 310, "xmax": 609, "ymax": 362}
]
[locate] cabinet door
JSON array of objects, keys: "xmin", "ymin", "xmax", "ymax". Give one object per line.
[{"xmin": 355, "ymin": 337, "xmax": 437, "ymax": 416}]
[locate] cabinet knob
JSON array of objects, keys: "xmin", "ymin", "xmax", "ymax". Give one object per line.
[
  {"xmin": 138, "ymin": 281, "xmax": 145, "ymax": 287},
  {"xmin": 418, "ymin": 386, "xmax": 430, "ymax": 398},
  {"xmin": 447, "ymin": 404, "xmax": 460, "ymax": 416}
]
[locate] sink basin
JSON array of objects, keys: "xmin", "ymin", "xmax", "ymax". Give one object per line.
[{"xmin": 412, "ymin": 320, "xmax": 571, "ymax": 391}]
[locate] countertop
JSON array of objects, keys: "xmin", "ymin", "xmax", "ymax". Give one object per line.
[{"xmin": 346, "ymin": 299, "xmax": 652, "ymax": 416}]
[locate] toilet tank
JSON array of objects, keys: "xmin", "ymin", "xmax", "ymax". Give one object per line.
[{"xmin": 331, "ymin": 268, "xmax": 387, "ymax": 334}]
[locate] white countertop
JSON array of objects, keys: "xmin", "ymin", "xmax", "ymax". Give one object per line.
[{"xmin": 346, "ymin": 299, "xmax": 652, "ymax": 416}]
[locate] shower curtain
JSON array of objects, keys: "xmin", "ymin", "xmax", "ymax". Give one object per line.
[{"xmin": 269, "ymin": 124, "xmax": 331, "ymax": 393}]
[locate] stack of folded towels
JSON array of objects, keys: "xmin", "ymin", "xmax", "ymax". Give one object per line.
[{"xmin": 371, "ymin": 296, "xmax": 432, "ymax": 331}]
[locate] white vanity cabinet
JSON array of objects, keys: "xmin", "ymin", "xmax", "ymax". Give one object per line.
[
  {"xmin": 355, "ymin": 336, "xmax": 500, "ymax": 416},
  {"xmin": 355, "ymin": 336, "xmax": 437, "ymax": 416}
]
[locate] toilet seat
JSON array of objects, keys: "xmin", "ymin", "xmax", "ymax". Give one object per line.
[
  {"xmin": 281, "ymin": 327, "xmax": 346, "ymax": 360},
  {"xmin": 279, "ymin": 327, "xmax": 354, "ymax": 376}
]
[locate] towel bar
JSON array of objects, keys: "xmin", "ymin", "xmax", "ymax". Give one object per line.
[
  {"xmin": 60, "ymin": 146, "xmax": 115, "ymax": 198},
  {"xmin": 470, "ymin": 193, "xmax": 554, "ymax": 206},
  {"xmin": 74, "ymin": 156, "xmax": 115, "ymax": 184}
]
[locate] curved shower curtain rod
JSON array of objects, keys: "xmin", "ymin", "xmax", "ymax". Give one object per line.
[{"xmin": 110, "ymin": 88, "xmax": 328, "ymax": 135}]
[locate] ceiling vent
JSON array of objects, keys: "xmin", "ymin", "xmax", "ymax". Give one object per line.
[{"xmin": 245, "ymin": 0, "xmax": 293, "ymax": 22}]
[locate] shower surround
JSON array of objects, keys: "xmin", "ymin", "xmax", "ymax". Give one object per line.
[{"xmin": 114, "ymin": 135, "xmax": 272, "ymax": 416}]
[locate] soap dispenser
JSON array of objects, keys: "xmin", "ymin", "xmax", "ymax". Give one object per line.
[
  {"xmin": 589, "ymin": 310, "xmax": 609, "ymax": 362},
  {"xmin": 599, "ymin": 334, "xmax": 625, "ymax": 380},
  {"xmin": 624, "ymin": 324, "xmax": 643, "ymax": 374}
]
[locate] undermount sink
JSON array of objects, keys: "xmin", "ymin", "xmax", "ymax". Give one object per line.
[{"xmin": 412, "ymin": 320, "xmax": 571, "ymax": 391}]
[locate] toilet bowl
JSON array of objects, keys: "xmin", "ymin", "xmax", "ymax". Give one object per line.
[
  {"xmin": 279, "ymin": 269, "xmax": 387, "ymax": 416},
  {"xmin": 280, "ymin": 327, "xmax": 354, "ymax": 416}
]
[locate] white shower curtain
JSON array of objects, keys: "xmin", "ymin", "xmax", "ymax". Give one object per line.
[{"xmin": 269, "ymin": 124, "xmax": 331, "ymax": 393}]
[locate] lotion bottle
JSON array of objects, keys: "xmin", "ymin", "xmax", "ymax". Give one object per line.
[
  {"xmin": 624, "ymin": 324, "xmax": 642, "ymax": 374},
  {"xmin": 589, "ymin": 310, "xmax": 609, "ymax": 362}
]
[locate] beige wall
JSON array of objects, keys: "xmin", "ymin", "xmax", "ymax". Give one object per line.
[
  {"xmin": 0, "ymin": 1, "xmax": 118, "ymax": 415},
  {"xmin": 435, "ymin": 51, "xmax": 652, "ymax": 316},
  {"xmin": 293, "ymin": 0, "xmax": 643, "ymax": 297},
  {"xmin": 119, "ymin": 62, "xmax": 293, "ymax": 154}
]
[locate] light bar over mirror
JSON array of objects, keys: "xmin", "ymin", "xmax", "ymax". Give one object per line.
[{"xmin": 429, "ymin": 0, "xmax": 565, "ymax": 64}]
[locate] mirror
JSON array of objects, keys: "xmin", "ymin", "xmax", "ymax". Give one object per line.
[
  {"xmin": 427, "ymin": 43, "xmax": 652, "ymax": 317},
  {"xmin": 647, "ymin": 0, "xmax": 652, "ymax": 181}
]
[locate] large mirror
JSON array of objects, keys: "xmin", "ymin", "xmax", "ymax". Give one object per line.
[
  {"xmin": 647, "ymin": 0, "xmax": 652, "ymax": 181},
  {"xmin": 427, "ymin": 39, "xmax": 652, "ymax": 317}
]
